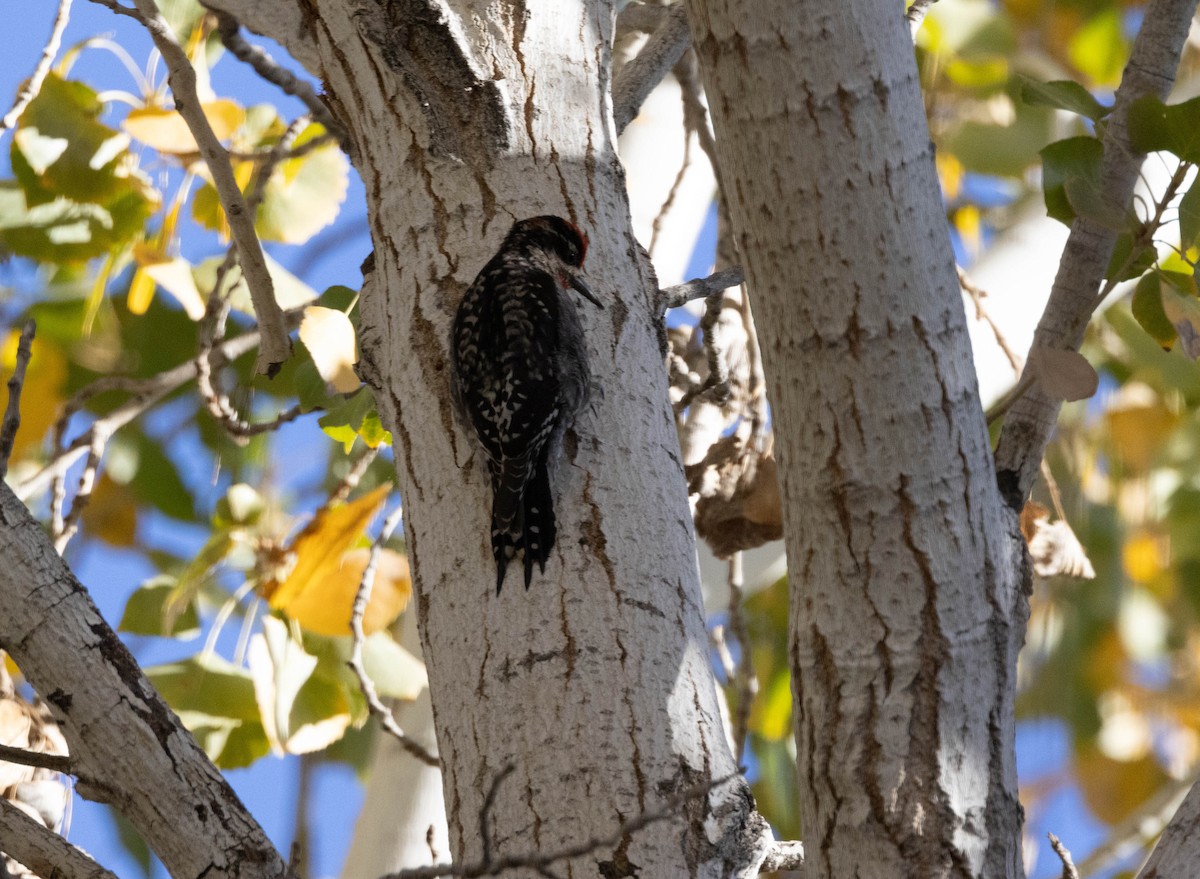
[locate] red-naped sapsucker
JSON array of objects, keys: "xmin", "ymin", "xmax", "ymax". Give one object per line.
[{"xmin": 449, "ymin": 216, "xmax": 602, "ymax": 593}]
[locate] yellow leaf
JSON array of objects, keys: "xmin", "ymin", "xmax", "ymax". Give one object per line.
[
  {"xmin": 133, "ymin": 244, "xmax": 205, "ymax": 319},
  {"xmin": 937, "ymin": 153, "xmax": 964, "ymax": 202},
  {"xmin": 282, "ymin": 547, "xmax": 411, "ymax": 637},
  {"xmin": 1122, "ymin": 531, "xmax": 1165, "ymax": 585},
  {"xmin": 1, "ymin": 332, "xmax": 67, "ymax": 462},
  {"xmin": 267, "ymin": 484, "xmax": 393, "ymax": 613},
  {"xmin": 127, "ymin": 266, "xmax": 157, "ymax": 315},
  {"xmin": 81, "ymin": 474, "xmax": 138, "ymax": 547},
  {"xmin": 1104, "ymin": 385, "xmax": 1178, "ymax": 473},
  {"xmin": 299, "ymin": 306, "xmax": 360, "ymax": 393},
  {"xmin": 1074, "ymin": 744, "xmax": 1167, "ymax": 825},
  {"xmin": 124, "ymin": 100, "xmax": 246, "ymax": 154}
]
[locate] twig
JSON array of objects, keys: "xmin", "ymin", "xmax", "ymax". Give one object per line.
[
  {"xmin": 675, "ymin": 289, "xmax": 732, "ymax": 411},
  {"xmin": 907, "ymin": 0, "xmax": 939, "ymax": 39},
  {"xmin": 380, "ymin": 773, "xmax": 741, "ymax": 879},
  {"xmin": 0, "ymin": 742, "xmax": 71, "ymax": 775},
  {"xmin": 616, "ymin": 2, "xmax": 669, "ymax": 35},
  {"xmin": 480, "ymin": 764, "xmax": 515, "ymax": 867},
  {"xmin": 94, "ymin": 0, "xmax": 291, "ymax": 375},
  {"xmin": 228, "ymin": 131, "xmax": 334, "ymax": 163},
  {"xmin": 660, "ymin": 267, "xmax": 745, "ymax": 311},
  {"xmin": 958, "ymin": 265, "xmax": 1022, "ymax": 374},
  {"xmin": 613, "ymin": 4, "xmax": 692, "ymax": 134},
  {"xmin": 648, "ymin": 131, "xmax": 692, "ymax": 256},
  {"xmin": 214, "ymin": 12, "xmax": 351, "ymax": 153},
  {"xmin": 0, "ymin": 798, "xmax": 117, "ymax": 879},
  {"xmin": 993, "ymin": 0, "xmax": 1197, "ymax": 508},
  {"xmin": 760, "ymin": 840, "xmax": 805, "ymax": 873},
  {"xmin": 348, "ymin": 503, "xmax": 440, "ymax": 768},
  {"xmin": 15, "ymin": 313, "xmax": 302, "ymax": 503},
  {"xmin": 0, "ymin": 0, "xmax": 72, "ymax": 134},
  {"xmin": 53, "ymin": 433, "xmax": 105, "ymax": 554},
  {"xmin": 1048, "ymin": 833, "xmax": 1080, "ymax": 879},
  {"xmin": 330, "ymin": 446, "xmax": 380, "ymax": 505},
  {"xmin": 0, "ymin": 319, "xmax": 35, "ymax": 480}
]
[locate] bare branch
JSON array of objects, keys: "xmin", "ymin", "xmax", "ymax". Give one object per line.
[
  {"xmin": 613, "ymin": 4, "xmax": 691, "ymax": 134},
  {"xmin": 0, "ymin": 0, "xmax": 72, "ymax": 134},
  {"xmin": 380, "ymin": 774, "xmax": 740, "ymax": 879},
  {"xmin": 994, "ymin": 0, "xmax": 1197, "ymax": 509},
  {"xmin": 726, "ymin": 553, "xmax": 757, "ymax": 764},
  {"xmin": 660, "ymin": 267, "xmax": 745, "ymax": 311},
  {"xmin": 213, "ymin": 13, "xmax": 351, "ymax": 153},
  {"xmin": 958, "ymin": 265, "xmax": 1022, "ymax": 374},
  {"xmin": 0, "ymin": 742, "xmax": 71, "ymax": 775},
  {"xmin": 0, "ymin": 482, "xmax": 288, "ymax": 878},
  {"xmin": 15, "ymin": 313, "xmax": 301, "ymax": 503},
  {"xmin": 1048, "ymin": 833, "xmax": 1079, "ymax": 879},
  {"xmin": 348, "ymin": 503, "xmax": 441, "ymax": 768},
  {"xmin": 759, "ymin": 840, "xmax": 805, "ymax": 873},
  {"xmin": 616, "ymin": 2, "xmax": 669, "ymax": 36},
  {"xmin": 329, "ymin": 446, "xmax": 380, "ymax": 505},
  {"xmin": 0, "ymin": 319, "xmax": 35, "ymax": 480},
  {"xmin": 0, "ymin": 798, "xmax": 117, "ymax": 879},
  {"xmin": 92, "ymin": 0, "xmax": 292, "ymax": 375}
]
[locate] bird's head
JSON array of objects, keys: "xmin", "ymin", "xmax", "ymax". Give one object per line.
[{"xmin": 510, "ymin": 216, "xmax": 602, "ymax": 308}]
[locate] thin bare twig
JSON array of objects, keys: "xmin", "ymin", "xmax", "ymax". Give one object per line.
[
  {"xmin": 480, "ymin": 764, "xmax": 515, "ymax": 867},
  {"xmin": 227, "ymin": 131, "xmax": 334, "ymax": 163},
  {"xmin": 92, "ymin": 0, "xmax": 291, "ymax": 375},
  {"xmin": 0, "ymin": 319, "xmax": 35, "ymax": 480},
  {"xmin": 53, "ymin": 433, "xmax": 104, "ymax": 553},
  {"xmin": 661, "ymin": 267, "xmax": 745, "ymax": 311},
  {"xmin": 16, "ymin": 313, "xmax": 303, "ymax": 503},
  {"xmin": 214, "ymin": 12, "xmax": 351, "ymax": 153},
  {"xmin": 1048, "ymin": 833, "xmax": 1080, "ymax": 879},
  {"xmin": 675, "ymin": 289, "xmax": 731, "ymax": 411},
  {"xmin": 613, "ymin": 4, "xmax": 691, "ymax": 134},
  {"xmin": 958, "ymin": 265, "xmax": 1022, "ymax": 374},
  {"xmin": 0, "ymin": 742, "xmax": 71, "ymax": 776},
  {"xmin": 348, "ymin": 503, "xmax": 440, "ymax": 768},
  {"xmin": 0, "ymin": 798, "xmax": 117, "ymax": 879},
  {"xmin": 330, "ymin": 446, "xmax": 380, "ymax": 505},
  {"xmin": 380, "ymin": 773, "xmax": 741, "ymax": 879},
  {"xmin": 0, "ymin": 0, "xmax": 72, "ymax": 134}
]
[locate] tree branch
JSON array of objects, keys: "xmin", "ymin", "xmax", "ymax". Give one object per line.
[
  {"xmin": 660, "ymin": 266, "xmax": 744, "ymax": 310},
  {"xmin": 348, "ymin": 502, "xmax": 441, "ymax": 768},
  {"xmin": 0, "ymin": 0, "xmax": 72, "ymax": 134},
  {"xmin": 91, "ymin": 0, "xmax": 292, "ymax": 376},
  {"xmin": 0, "ymin": 798, "xmax": 117, "ymax": 879},
  {"xmin": 213, "ymin": 13, "xmax": 350, "ymax": 153},
  {"xmin": 613, "ymin": 4, "xmax": 691, "ymax": 134},
  {"xmin": 0, "ymin": 482, "xmax": 288, "ymax": 879},
  {"xmin": 993, "ymin": 0, "xmax": 1198, "ymax": 509},
  {"xmin": 906, "ymin": 0, "xmax": 939, "ymax": 39},
  {"xmin": 0, "ymin": 742, "xmax": 71, "ymax": 775},
  {"xmin": 0, "ymin": 319, "xmax": 35, "ymax": 480}
]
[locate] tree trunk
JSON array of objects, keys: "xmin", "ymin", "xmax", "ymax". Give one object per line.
[
  {"xmin": 687, "ymin": 2, "xmax": 1027, "ymax": 877},
  {"xmin": 208, "ymin": 1, "xmax": 769, "ymax": 873}
]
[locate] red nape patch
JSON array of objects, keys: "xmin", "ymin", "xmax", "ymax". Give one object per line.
[{"xmin": 566, "ymin": 220, "xmax": 588, "ymax": 263}]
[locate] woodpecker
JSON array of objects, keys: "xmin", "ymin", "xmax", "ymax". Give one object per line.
[{"xmin": 449, "ymin": 215, "xmax": 602, "ymax": 593}]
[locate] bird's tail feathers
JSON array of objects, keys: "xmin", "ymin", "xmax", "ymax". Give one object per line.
[{"xmin": 489, "ymin": 448, "xmax": 556, "ymax": 593}]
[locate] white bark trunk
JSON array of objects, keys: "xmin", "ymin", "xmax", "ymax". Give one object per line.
[
  {"xmin": 208, "ymin": 1, "xmax": 770, "ymax": 873},
  {"xmin": 688, "ymin": 2, "xmax": 1026, "ymax": 877}
]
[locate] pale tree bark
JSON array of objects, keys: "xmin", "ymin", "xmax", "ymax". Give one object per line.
[
  {"xmin": 688, "ymin": 2, "xmax": 1025, "ymax": 877},
  {"xmin": 205, "ymin": 1, "xmax": 769, "ymax": 874},
  {"xmin": 0, "ymin": 483, "xmax": 287, "ymax": 879}
]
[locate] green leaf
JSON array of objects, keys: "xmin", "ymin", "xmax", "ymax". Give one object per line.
[
  {"xmin": 119, "ymin": 576, "xmax": 201, "ymax": 639},
  {"xmin": 1161, "ymin": 283, "xmax": 1200, "ymax": 359},
  {"xmin": 0, "ymin": 183, "xmax": 154, "ymax": 262},
  {"xmin": 214, "ymin": 483, "xmax": 266, "ymax": 528},
  {"xmin": 319, "ymin": 388, "xmax": 378, "ymax": 452},
  {"xmin": 293, "ymin": 342, "xmax": 336, "ymax": 412},
  {"xmin": 1127, "ymin": 95, "xmax": 1200, "ymax": 164},
  {"xmin": 146, "ymin": 655, "xmax": 270, "ymax": 769},
  {"xmin": 1106, "ymin": 233, "xmax": 1156, "ymax": 283},
  {"xmin": 945, "ymin": 106, "xmax": 1052, "ymax": 177},
  {"xmin": 1179, "ymin": 180, "xmax": 1200, "ymax": 253},
  {"xmin": 1131, "ymin": 273, "xmax": 1176, "ymax": 348},
  {"xmin": 128, "ymin": 430, "xmax": 195, "ymax": 521},
  {"xmin": 1040, "ymin": 136, "xmax": 1104, "ymax": 226},
  {"xmin": 361, "ymin": 632, "xmax": 427, "ymax": 701},
  {"xmin": 1017, "ymin": 76, "xmax": 1107, "ymax": 121}
]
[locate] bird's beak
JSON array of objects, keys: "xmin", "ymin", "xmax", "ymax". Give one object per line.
[{"xmin": 570, "ymin": 274, "xmax": 604, "ymax": 309}]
